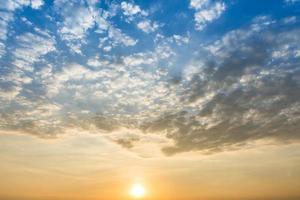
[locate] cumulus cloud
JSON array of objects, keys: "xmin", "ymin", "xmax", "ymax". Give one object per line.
[
  {"xmin": 0, "ymin": 0, "xmax": 30, "ymax": 11},
  {"xmin": 190, "ymin": 0, "xmax": 226, "ymax": 30},
  {"xmin": 120, "ymin": 1, "xmax": 160, "ymax": 35},
  {"xmin": 31, "ymin": 0, "xmax": 44, "ymax": 9},
  {"xmin": 137, "ymin": 20, "xmax": 159, "ymax": 33},
  {"xmin": 172, "ymin": 34, "xmax": 190, "ymax": 45},
  {"xmin": 54, "ymin": 0, "xmax": 96, "ymax": 53},
  {"xmin": 121, "ymin": 1, "xmax": 148, "ymax": 19}
]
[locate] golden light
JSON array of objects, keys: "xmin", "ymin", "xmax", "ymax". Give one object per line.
[{"xmin": 130, "ymin": 183, "xmax": 146, "ymax": 198}]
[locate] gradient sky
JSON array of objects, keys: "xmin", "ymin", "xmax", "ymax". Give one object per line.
[{"xmin": 0, "ymin": 0, "xmax": 300, "ymax": 200}]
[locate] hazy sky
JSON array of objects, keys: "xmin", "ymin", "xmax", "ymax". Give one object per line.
[{"xmin": 0, "ymin": 0, "xmax": 300, "ymax": 200}]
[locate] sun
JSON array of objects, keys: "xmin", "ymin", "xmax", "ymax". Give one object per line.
[{"xmin": 130, "ymin": 183, "xmax": 146, "ymax": 198}]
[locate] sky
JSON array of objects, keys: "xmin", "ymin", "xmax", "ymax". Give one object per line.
[{"xmin": 0, "ymin": 0, "xmax": 300, "ymax": 200}]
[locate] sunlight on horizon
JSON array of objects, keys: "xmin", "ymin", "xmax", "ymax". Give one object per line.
[{"xmin": 130, "ymin": 183, "xmax": 147, "ymax": 199}]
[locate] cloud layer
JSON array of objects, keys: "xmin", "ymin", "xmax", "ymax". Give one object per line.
[{"xmin": 0, "ymin": 0, "xmax": 300, "ymax": 155}]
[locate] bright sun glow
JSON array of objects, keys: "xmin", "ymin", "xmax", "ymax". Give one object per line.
[{"xmin": 130, "ymin": 183, "xmax": 146, "ymax": 198}]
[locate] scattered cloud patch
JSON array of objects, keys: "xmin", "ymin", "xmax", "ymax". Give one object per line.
[
  {"xmin": 137, "ymin": 20, "xmax": 159, "ymax": 33},
  {"xmin": 55, "ymin": 0, "xmax": 96, "ymax": 53},
  {"xmin": 190, "ymin": 0, "xmax": 226, "ymax": 30},
  {"xmin": 283, "ymin": 16, "xmax": 297, "ymax": 24},
  {"xmin": 121, "ymin": 1, "xmax": 148, "ymax": 19},
  {"xmin": 108, "ymin": 27, "xmax": 138, "ymax": 46},
  {"xmin": 31, "ymin": 0, "xmax": 44, "ymax": 9},
  {"xmin": 12, "ymin": 31, "xmax": 56, "ymax": 72},
  {"xmin": 173, "ymin": 34, "xmax": 190, "ymax": 45}
]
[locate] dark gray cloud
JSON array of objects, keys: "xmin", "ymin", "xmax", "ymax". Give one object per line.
[
  {"xmin": 114, "ymin": 134, "xmax": 140, "ymax": 149},
  {"xmin": 142, "ymin": 18, "xmax": 300, "ymax": 155}
]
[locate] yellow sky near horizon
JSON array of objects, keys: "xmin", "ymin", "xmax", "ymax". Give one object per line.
[{"xmin": 1, "ymin": 132, "xmax": 300, "ymax": 200}]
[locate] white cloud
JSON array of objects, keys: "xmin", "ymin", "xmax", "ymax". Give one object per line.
[
  {"xmin": 0, "ymin": 0, "xmax": 43, "ymax": 11},
  {"xmin": 58, "ymin": 7, "xmax": 95, "ymax": 40},
  {"xmin": 108, "ymin": 27, "xmax": 137, "ymax": 46},
  {"xmin": 173, "ymin": 34, "xmax": 190, "ymax": 45},
  {"xmin": 12, "ymin": 31, "xmax": 56, "ymax": 72},
  {"xmin": 31, "ymin": 0, "xmax": 44, "ymax": 9},
  {"xmin": 87, "ymin": 56, "xmax": 110, "ymax": 68},
  {"xmin": 190, "ymin": 0, "xmax": 209, "ymax": 9},
  {"xmin": 122, "ymin": 53, "xmax": 155, "ymax": 66},
  {"xmin": 283, "ymin": 16, "xmax": 297, "ymax": 24},
  {"xmin": 137, "ymin": 20, "xmax": 159, "ymax": 33},
  {"xmin": 0, "ymin": 0, "xmax": 30, "ymax": 11},
  {"xmin": 121, "ymin": 1, "xmax": 148, "ymax": 19},
  {"xmin": 54, "ymin": 0, "xmax": 139, "ymax": 53},
  {"xmin": 190, "ymin": 0, "xmax": 226, "ymax": 30},
  {"xmin": 44, "ymin": 63, "xmax": 98, "ymax": 97},
  {"xmin": 54, "ymin": 0, "xmax": 96, "ymax": 53}
]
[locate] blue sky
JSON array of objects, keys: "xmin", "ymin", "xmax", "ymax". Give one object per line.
[{"xmin": 0, "ymin": 0, "xmax": 300, "ymax": 155}]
